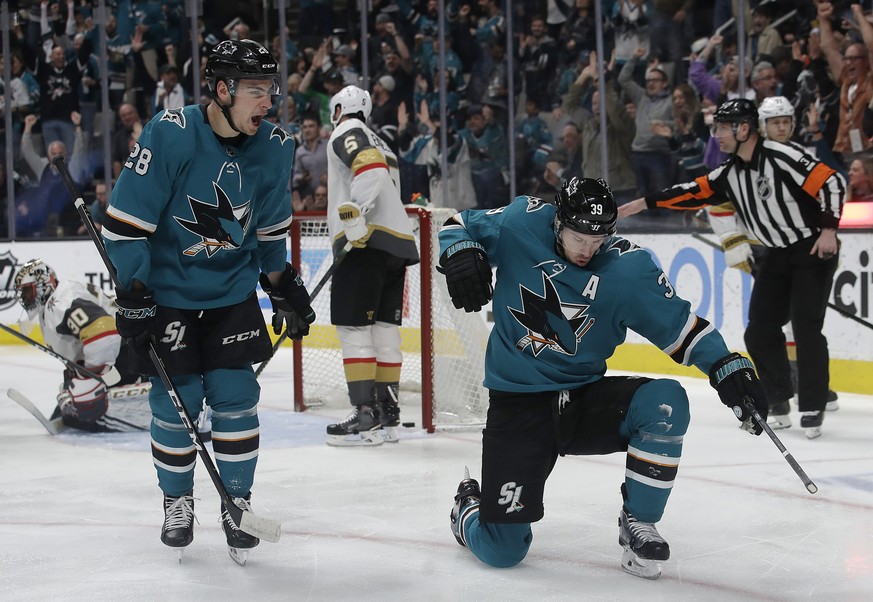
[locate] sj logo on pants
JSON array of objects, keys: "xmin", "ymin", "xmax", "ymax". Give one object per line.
[{"xmin": 499, "ymin": 482, "xmax": 524, "ymax": 514}]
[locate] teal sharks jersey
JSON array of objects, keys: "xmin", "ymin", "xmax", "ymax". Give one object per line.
[
  {"xmin": 438, "ymin": 196, "xmax": 732, "ymax": 392},
  {"xmin": 103, "ymin": 105, "xmax": 295, "ymax": 309}
]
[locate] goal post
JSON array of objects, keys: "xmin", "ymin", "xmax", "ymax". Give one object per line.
[{"xmin": 288, "ymin": 206, "xmax": 489, "ymax": 432}]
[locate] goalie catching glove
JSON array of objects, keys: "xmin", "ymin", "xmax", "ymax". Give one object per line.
[
  {"xmin": 337, "ymin": 201, "xmax": 374, "ymax": 248},
  {"xmin": 709, "ymin": 353, "xmax": 769, "ymax": 435},
  {"xmin": 438, "ymin": 241, "xmax": 493, "ymax": 312},
  {"xmin": 259, "ymin": 264, "xmax": 316, "ymax": 340}
]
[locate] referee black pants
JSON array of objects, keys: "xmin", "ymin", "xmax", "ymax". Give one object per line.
[{"xmin": 744, "ymin": 236, "xmax": 838, "ymax": 414}]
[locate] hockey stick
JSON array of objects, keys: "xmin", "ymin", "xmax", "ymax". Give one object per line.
[
  {"xmin": 692, "ymin": 233, "xmax": 873, "ymax": 331},
  {"xmin": 254, "ymin": 241, "xmax": 353, "ymax": 378},
  {"xmin": 53, "ymin": 156, "xmax": 281, "ymax": 543},
  {"xmin": 744, "ymin": 397, "xmax": 818, "ymax": 495},
  {"xmin": 0, "ymin": 323, "xmax": 108, "ymax": 382},
  {"xmin": 7, "ymin": 388, "xmax": 147, "ymax": 433},
  {"xmin": 7, "ymin": 388, "xmax": 65, "ymax": 435}
]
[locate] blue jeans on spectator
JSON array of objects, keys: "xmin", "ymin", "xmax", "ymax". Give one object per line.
[{"xmin": 41, "ymin": 119, "xmax": 76, "ymax": 155}]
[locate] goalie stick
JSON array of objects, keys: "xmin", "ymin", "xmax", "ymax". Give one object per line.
[
  {"xmin": 53, "ymin": 156, "xmax": 282, "ymax": 544},
  {"xmin": 7, "ymin": 388, "xmax": 64, "ymax": 435},
  {"xmin": 6, "ymin": 388, "xmax": 147, "ymax": 434},
  {"xmin": 0, "ymin": 323, "xmax": 110, "ymax": 383},
  {"xmin": 254, "ymin": 241, "xmax": 353, "ymax": 378}
]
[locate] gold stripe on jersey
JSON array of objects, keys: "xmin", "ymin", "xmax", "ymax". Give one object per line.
[
  {"xmin": 79, "ymin": 315, "xmax": 118, "ymax": 343},
  {"xmin": 352, "ymin": 148, "xmax": 388, "ymax": 177}
]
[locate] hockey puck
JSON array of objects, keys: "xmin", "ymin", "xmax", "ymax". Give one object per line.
[{"xmin": 402, "ymin": 422, "xmax": 416, "ymax": 428}]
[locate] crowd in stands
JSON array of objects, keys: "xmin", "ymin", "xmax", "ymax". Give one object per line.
[{"xmin": 2, "ymin": 0, "xmax": 873, "ymax": 239}]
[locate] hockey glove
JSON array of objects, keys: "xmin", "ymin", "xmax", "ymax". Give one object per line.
[
  {"xmin": 438, "ymin": 242, "xmax": 493, "ymax": 313},
  {"xmin": 709, "ymin": 353, "xmax": 769, "ymax": 435},
  {"xmin": 720, "ymin": 233, "xmax": 755, "ymax": 274},
  {"xmin": 61, "ymin": 376, "xmax": 109, "ymax": 423},
  {"xmin": 337, "ymin": 201, "xmax": 374, "ymax": 248},
  {"xmin": 115, "ymin": 286, "xmax": 157, "ymax": 356},
  {"xmin": 259, "ymin": 264, "xmax": 316, "ymax": 339}
]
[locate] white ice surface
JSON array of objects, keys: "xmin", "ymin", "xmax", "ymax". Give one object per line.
[{"xmin": 2, "ymin": 346, "xmax": 872, "ymax": 601}]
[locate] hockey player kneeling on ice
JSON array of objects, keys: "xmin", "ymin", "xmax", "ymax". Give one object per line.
[
  {"xmin": 13, "ymin": 259, "xmax": 143, "ymax": 432},
  {"xmin": 102, "ymin": 39, "xmax": 314, "ymax": 564},
  {"xmin": 439, "ymin": 177, "xmax": 769, "ymax": 579}
]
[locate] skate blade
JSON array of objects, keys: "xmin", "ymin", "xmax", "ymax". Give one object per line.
[
  {"xmin": 620, "ymin": 549, "xmax": 662, "ymax": 580},
  {"xmin": 767, "ymin": 415, "xmax": 792, "ymax": 430},
  {"xmin": 825, "ymin": 400, "xmax": 839, "ymax": 412},
  {"xmin": 805, "ymin": 426, "xmax": 822, "ymax": 439},
  {"xmin": 326, "ymin": 429, "xmax": 384, "ymax": 447},
  {"xmin": 381, "ymin": 426, "xmax": 399, "ymax": 443},
  {"xmin": 228, "ymin": 547, "xmax": 249, "ymax": 566}
]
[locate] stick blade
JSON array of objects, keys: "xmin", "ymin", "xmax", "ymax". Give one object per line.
[{"xmin": 240, "ymin": 510, "xmax": 282, "ymax": 543}]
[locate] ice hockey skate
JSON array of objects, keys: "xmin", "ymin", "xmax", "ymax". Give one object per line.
[
  {"xmin": 380, "ymin": 387, "xmax": 401, "ymax": 443},
  {"xmin": 161, "ymin": 493, "xmax": 195, "ymax": 563},
  {"xmin": 221, "ymin": 495, "xmax": 260, "ymax": 566},
  {"xmin": 801, "ymin": 410, "xmax": 824, "ymax": 439},
  {"xmin": 767, "ymin": 401, "xmax": 791, "ymax": 430},
  {"xmin": 325, "ymin": 405, "xmax": 384, "ymax": 446},
  {"xmin": 450, "ymin": 468, "xmax": 481, "ymax": 547},
  {"xmin": 618, "ymin": 507, "xmax": 670, "ymax": 580}
]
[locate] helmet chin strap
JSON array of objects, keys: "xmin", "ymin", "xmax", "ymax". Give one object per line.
[{"xmin": 214, "ymin": 81, "xmax": 247, "ymax": 135}]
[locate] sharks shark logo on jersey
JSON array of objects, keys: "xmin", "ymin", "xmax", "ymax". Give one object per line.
[
  {"xmin": 174, "ymin": 182, "xmax": 252, "ymax": 257},
  {"xmin": 160, "ymin": 108, "xmax": 186, "ymax": 129},
  {"xmin": 269, "ymin": 125, "xmax": 292, "ymax": 145},
  {"xmin": 509, "ymin": 272, "xmax": 595, "ymax": 356}
]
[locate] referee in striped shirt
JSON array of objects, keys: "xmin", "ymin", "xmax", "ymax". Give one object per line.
[{"xmin": 619, "ymin": 98, "xmax": 845, "ymax": 439}]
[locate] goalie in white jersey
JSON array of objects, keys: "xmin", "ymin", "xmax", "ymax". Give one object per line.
[
  {"xmin": 13, "ymin": 259, "xmax": 140, "ymax": 431},
  {"xmin": 325, "ymin": 85, "xmax": 420, "ymax": 446}
]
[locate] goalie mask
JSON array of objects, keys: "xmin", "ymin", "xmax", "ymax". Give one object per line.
[
  {"xmin": 329, "ymin": 85, "xmax": 372, "ymax": 126},
  {"xmin": 14, "ymin": 259, "xmax": 58, "ymax": 314}
]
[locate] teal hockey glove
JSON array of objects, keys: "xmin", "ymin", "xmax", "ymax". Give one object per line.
[
  {"xmin": 438, "ymin": 242, "xmax": 493, "ymax": 313},
  {"xmin": 709, "ymin": 353, "xmax": 769, "ymax": 435}
]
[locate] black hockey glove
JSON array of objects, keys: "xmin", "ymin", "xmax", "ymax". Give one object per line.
[
  {"xmin": 709, "ymin": 353, "xmax": 769, "ymax": 435},
  {"xmin": 438, "ymin": 242, "xmax": 493, "ymax": 313},
  {"xmin": 115, "ymin": 286, "xmax": 157, "ymax": 356},
  {"xmin": 259, "ymin": 264, "xmax": 316, "ymax": 339}
]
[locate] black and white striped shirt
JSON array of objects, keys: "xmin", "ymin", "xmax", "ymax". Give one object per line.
[{"xmin": 645, "ymin": 138, "xmax": 846, "ymax": 248}]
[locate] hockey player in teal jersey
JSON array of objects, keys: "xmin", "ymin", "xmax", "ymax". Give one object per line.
[
  {"xmin": 439, "ymin": 177, "xmax": 769, "ymax": 579},
  {"xmin": 102, "ymin": 40, "xmax": 315, "ymax": 562}
]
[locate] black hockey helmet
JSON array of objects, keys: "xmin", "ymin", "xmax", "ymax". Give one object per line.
[
  {"xmin": 713, "ymin": 98, "xmax": 758, "ymax": 130},
  {"xmin": 554, "ymin": 177, "xmax": 617, "ymax": 236},
  {"xmin": 205, "ymin": 39, "xmax": 280, "ymax": 97}
]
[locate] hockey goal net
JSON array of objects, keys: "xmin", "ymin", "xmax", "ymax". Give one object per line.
[{"xmin": 288, "ymin": 206, "xmax": 489, "ymax": 432}]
